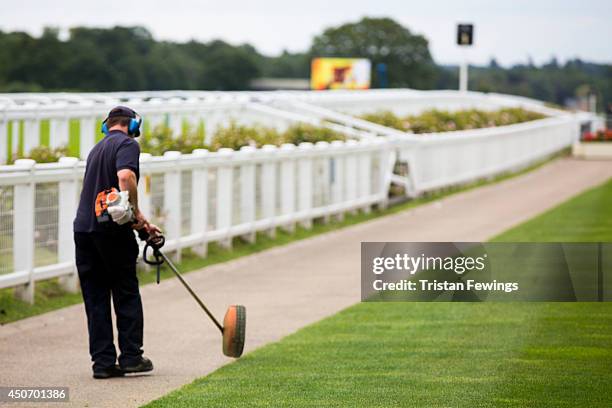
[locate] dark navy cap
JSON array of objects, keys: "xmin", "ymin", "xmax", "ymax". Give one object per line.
[
  {"xmin": 102, "ymin": 105, "xmax": 142, "ymax": 137},
  {"xmin": 106, "ymin": 105, "xmax": 137, "ymax": 119}
]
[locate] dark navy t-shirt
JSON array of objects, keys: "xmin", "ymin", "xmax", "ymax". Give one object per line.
[{"xmin": 74, "ymin": 130, "xmax": 140, "ymax": 233}]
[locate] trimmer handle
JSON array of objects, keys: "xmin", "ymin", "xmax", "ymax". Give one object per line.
[
  {"xmin": 137, "ymin": 229, "xmax": 166, "ymax": 283},
  {"xmin": 137, "ymin": 228, "xmax": 149, "ymax": 242},
  {"xmin": 137, "ymin": 229, "xmax": 165, "ymax": 249}
]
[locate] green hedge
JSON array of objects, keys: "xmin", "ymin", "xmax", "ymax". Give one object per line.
[
  {"xmin": 139, "ymin": 124, "xmax": 207, "ymax": 156},
  {"xmin": 9, "ymin": 145, "xmax": 70, "ymax": 164},
  {"xmin": 361, "ymin": 107, "xmax": 546, "ymax": 133},
  {"xmin": 139, "ymin": 122, "xmax": 346, "ymax": 155}
]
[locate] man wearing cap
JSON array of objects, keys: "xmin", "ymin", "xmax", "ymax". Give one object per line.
[{"xmin": 73, "ymin": 106, "xmax": 160, "ymax": 379}]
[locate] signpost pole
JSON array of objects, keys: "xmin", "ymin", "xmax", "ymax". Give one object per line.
[
  {"xmin": 459, "ymin": 52, "xmax": 468, "ymax": 92},
  {"xmin": 456, "ymin": 23, "xmax": 473, "ymax": 93}
]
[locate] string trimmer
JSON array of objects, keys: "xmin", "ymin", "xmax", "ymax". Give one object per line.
[{"xmin": 138, "ymin": 230, "xmax": 246, "ymax": 358}]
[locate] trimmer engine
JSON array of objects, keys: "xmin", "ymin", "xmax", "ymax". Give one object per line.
[{"xmin": 95, "ymin": 188, "xmax": 134, "ymax": 225}]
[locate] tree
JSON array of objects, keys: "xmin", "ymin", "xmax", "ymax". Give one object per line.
[
  {"xmin": 261, "ymin": 50, "xmax": 310, "ymax": 78},
  {"xmin": 197, "ymin": 40, "xmax": 260, "ymax": 90},
  {"xmin": 309, "ymin": 17, "xmax": 436, "ymax": 89},
  {"xmin": 0, "ymin": 23, "xmax": 609, "ymax": 111}
]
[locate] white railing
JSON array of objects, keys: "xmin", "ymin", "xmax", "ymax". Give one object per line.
[
  {"xmin": 392, "ymin": 115, "xmax": 578, "ymax": 195},
  {"xmin": 1, "ymin": 89, "xmax": 594, "ymax": 163},
  {"xmin": 0, "ymin": 89, "xmax": 593, "ymax": 303},
  {"xmin": 0, "ymin": 139, "xmax": 391, "ymax": 302}
]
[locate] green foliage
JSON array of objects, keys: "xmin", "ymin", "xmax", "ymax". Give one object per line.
[
  {"xmin": 0, "ymin": 26, "xmax": 260, "ymax": 91},
  {"xmin": 362, "ymin": 108, "xmax": 546, "ymax": 134},
  {"xmin": 310, "ymin": 17, "xmax": 436, "ymax": 89},
  {"xmin": 260, "ymin": 51, "xmax": 311, "ymax": 79},
  {"xmin": 281, "ymin": 123, "xmax": 346, "ymax": 145},
  {"xmin": 361, "ymin": 110, "xmax": 408, "ymax": 131},
  {"xmin": 139, "ymin": 124, "xmax": 206, "ymax": 156},
  {"xmin": 0, "ymin": 23, "xmax": 609, "ymax": 111},
  {"xmin": 209, "ymin": 122, "xmax": 281, "ymax": 151},
  {"xmin": 5, "ymin": 121, "xmax": 347, "ymax": 162},
  {"xmin": 436, "ymin": 59, "xmax": 612, "ymax": 112},
  {"xmin": 10, "ymin": 145, "xmax": 70, "ymax": 164},
  {"xmin": 209, "ymin": 122, "xmax": 346, "ymax": 151}
]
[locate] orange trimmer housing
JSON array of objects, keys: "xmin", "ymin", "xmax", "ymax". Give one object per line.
[{"xmin": 95, "ymin": 187, "xmax": 120, "ymax": 223}]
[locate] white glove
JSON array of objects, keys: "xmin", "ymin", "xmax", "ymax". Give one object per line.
[{"xmin": 107, "ymin": 190, "xmax": 134, "ymax": 225}]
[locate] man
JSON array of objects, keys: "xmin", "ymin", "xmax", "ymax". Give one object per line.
[{"xmin": 73, "ymin": 106, "xmax": 160, "ymax": 379}]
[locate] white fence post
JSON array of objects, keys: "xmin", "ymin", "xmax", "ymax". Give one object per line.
[
  {"xmin": 57, "ymin": 157, "xmax": 80, "ymax": 292},
  {"xmin": 261, "ymin": 145, "xmax": 277, "ymax": 238},
  {"xmin": 297, "ymin": 142, "xmax": 314, "ymax": 228},
  {"xmin": 330, "ymin": 140, "xmax": 346, "ymax": 220},
  {"xmin": 280, "ymin": 143, "xmax": 296, "ymax": 233},
  {"xmin": 11, "ymin": 121, "xmax": 20, "ymax": 157},
  {"xmin": 0, "ymin": 119, "xmax": 7, "ymax": 164},
  {"xmin": 216, "ymin": 148, "xmax": 234, "ymax": 248},
  {"xmin": 163, "ymin": 151, "xmax": 182, "ymax": 261},
  {"xmin": 23, "ymin": 118, "xmax": 39, "ymax": 155},
  {"xmin": 137, "ymin": 153, "xmax": 152, "ymax": 222},
  {"xmin": 50, "ymin": 118, "xmax": 69, "ymax": 149},
  {"xmin": 191, "ymin": 149, "xmax": 209, "ymax": 256},
  {"xmin": 169, "ymin": 113, "xmax": 183, "ymax": 138},
  {"xmin": 358, "ymin": 142, "xmax": 372, "ymax": 213},
  {"xmin": 80, "ymin": 117, "xmax": 96, "ymax": 159},
  {"xmin": 137, "ymin": 153, "xmax": 152, "ymax": 272},
  {"xmin": 345, "ymin": 140, "xmax": 359, "ymax": 214},
  {"xmin": 315, "ymin": 141, "xmax": 331, "ymax": 223},
  {"xmin": 378, "ymin": 141, "xmax": 392, "ymax": 210},
  {"xmin": 239, "ymin": 146, "xmax": 256, "ymax": 243},
  {"xmin": 13, "ymin": 159, "xmax": 36, "ymax": 303}
]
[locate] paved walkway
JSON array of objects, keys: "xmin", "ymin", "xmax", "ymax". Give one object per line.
[{"xmin": 1, "ymin": 158, "xmax": 611, "ymax": 407}]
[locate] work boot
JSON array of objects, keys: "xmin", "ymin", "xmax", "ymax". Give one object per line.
[
  {"xmin": 93, "ymin": 365, "xmax": 125, "ymax": 379},
  {"xmin": 121, "ymin": 356, "xmax": 154, "ymax": 374}
]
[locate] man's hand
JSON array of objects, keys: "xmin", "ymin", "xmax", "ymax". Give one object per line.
[
  {"xmin": 132, "ymin": 210, "xmax": 162, "ymax": 236},
  {"xmin": 132, "ymin": 210, "xmax": 148, "ymax": 230},
  {"xmin": 146, "ymin": 222, "xmax": 162, "ymax": 237}
]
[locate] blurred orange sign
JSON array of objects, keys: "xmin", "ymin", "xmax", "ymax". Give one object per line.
[{"xmin": 310, "ymin": 58, "xmax": 371, "ymax": 90}]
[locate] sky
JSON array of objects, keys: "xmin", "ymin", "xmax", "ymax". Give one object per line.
[{"xmin": 1, "ymin": 0, "xmax": 611, "ymax": 67}]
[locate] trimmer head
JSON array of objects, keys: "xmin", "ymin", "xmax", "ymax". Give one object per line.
[{"xmin": 222, "ymin": 305, "xmax": 246, "ymax": 358}]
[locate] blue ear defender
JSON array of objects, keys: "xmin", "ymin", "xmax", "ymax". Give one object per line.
[
  {"xmin": 128, "ymin": 115, "xmax": 142, "ymax": 137},
  {"xmin": 100, "ymin": 108, "xmax": 142, "ymax": 137}
]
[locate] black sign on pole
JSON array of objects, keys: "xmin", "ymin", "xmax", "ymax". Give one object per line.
[{"xmin": 457, "ymin": 24, "xmax": 474, "ymax": 46}]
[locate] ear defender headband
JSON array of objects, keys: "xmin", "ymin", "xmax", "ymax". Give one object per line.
[{"xmin": 101, "ymin": 106, "xmax": 142, "ymax": 137}]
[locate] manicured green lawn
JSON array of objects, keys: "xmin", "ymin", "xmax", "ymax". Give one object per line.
[
  {"xmin": 144, "ymin": 178, "xmax": 612, "ymax": 408},
  {"xmin": 145, "ymin": 303, "xmax": 612, "ymax": 408},
  {"xmin": 491, "ymin": 179, "xmax": 612, "ymax": 242}
]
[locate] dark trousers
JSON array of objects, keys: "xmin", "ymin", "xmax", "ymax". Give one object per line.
[{"xmin": 74, "ymin": 229, "xmax": 144, "ymax": 371}]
